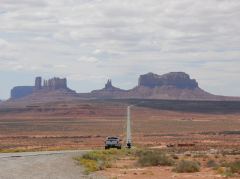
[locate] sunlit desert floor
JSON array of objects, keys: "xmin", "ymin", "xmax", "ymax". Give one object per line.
[
  {"xmin": 0, "ymin": 100, "xmax": 240, "ymax": 178},
  {"xmin": 0, "ymin": 100, "xmax": 239, "ymax": 152}
]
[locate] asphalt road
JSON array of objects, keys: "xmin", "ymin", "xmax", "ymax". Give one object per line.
[{"xmin": 0, "ymin": 150, "xmax": 107, "ymax": 179}]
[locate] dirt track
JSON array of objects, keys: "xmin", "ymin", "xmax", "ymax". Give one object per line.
[{"xmin": 0, "ymin": 150, "xmax": 106, "ymax": 179}]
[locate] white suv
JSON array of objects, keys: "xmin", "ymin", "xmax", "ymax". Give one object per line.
[{"xmin": 105, "ymin": 137, "xmax": 122, "ymax": 149}]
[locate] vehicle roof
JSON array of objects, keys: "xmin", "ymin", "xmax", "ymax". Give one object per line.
[{"xmin": 106, "ymin": 136, "xmax": 119, "ymax": 140}]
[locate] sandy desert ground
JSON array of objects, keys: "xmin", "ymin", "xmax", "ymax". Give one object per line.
[
  {"xmin": 0, "ymin": 99, "xmax": 240, "ymax": 179},
  {"xmin": 0, "ymin": 99, "xmax": 239, "ymax": 152}
]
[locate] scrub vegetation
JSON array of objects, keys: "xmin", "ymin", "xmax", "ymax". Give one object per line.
[
  {"xmin": 75, "ymin": 148, "xmax": 240, "ymax": 179},
  {"xmin": 74, "ymin": 149, "xmax": 135, "ymax": 174}
]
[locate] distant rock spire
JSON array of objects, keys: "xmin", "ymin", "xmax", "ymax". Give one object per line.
[
  {"xmin": 35, "ymin": 77, "xmax": 42, "ymax": 90},
  {"xmin": 105, "ymin": 79, "xmax": 113, "ymax": 89}
]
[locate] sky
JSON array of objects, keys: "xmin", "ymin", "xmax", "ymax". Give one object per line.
[{"xmin": 0, "ymin": 0, "xmax": 240, "ymax": 99}]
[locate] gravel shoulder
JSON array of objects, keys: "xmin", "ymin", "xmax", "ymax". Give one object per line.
[{"xmin": 0, "ymin": 150, "xmax": 107, "ymax": 179}]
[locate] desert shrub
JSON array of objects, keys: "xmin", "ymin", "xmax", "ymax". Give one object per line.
[
  {"xmin": 74, "ymin": 149, "xmax": 122, "ymax": 174},
  {"xmin": 77, "ymin": 159, "xmax": 99, "ymax": 173},
  {"xmin": 222, "ymin": 160, "xmax": 240, "ymax": 174},
  {"xmin": 137, "ymin": 150, "xmax": 174, "ymax": 167},
  {"xmin": 228, "ymin": 161, "xmax": 240, "ymax": 174},
  {"xmin": 207, "ymin": 159, "xmax": 219, "ymax": 168},
  {"xmin": 217, "ymin": 160, "xmax": 240, "ymax": 177},
  {"xmin": 74, "ymin": 149, "xmax": 140, "ymax": 174},
  {"xmin": 174, "ymin": 160, "xmax": 200, "ymax": 173},
  {"xmin": 82, "ymin": 151, "xmax": 110, "ymax": 161},
  {"xmin": 217, "ymin": 167, "xmax": 234, "ymax": 177}
]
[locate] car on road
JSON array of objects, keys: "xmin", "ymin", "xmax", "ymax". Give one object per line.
[{"xmin": 105, "ymin": 136, "xmax": 122, "ymax": 149}]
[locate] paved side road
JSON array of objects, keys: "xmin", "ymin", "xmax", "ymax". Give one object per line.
[{"xmin": 0, "ymin": 150, "xmax": 107, "ymax": 179}]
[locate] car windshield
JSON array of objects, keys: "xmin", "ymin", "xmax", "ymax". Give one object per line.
[{"xmin": 107, "ymin": 137, "xmax": 118, "ymax": 140}]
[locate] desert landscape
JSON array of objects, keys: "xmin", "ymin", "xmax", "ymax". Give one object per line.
[
  {"xmin": 1, "ymin": 72, "xmax": 240, "ymax": 178},
  {"xmin": 1, "ymin": 99, "xmax": 240, "ymax": 178},
  {"xmin": 1, "ymin": 99, "xmax": 240, "ymax": 152},
  {"xmin": 1, "ymin": 1, "xmax": 240, "ymax": 178}
]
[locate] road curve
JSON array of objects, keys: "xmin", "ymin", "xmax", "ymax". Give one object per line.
[{"xmin": 0, "ymin": 150, "xmax": 106, "ymax": 179}]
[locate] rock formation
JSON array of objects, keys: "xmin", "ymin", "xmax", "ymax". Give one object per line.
[
  {"xmin": 11, "ymin": 76, "xmax": 75, "ymax": 100},
  {"xmin": 89, "ymin": 79, "xmax": 125, "ymax": 98},
  {"xmin": 86, "ymin": 72, "xmax": 232, "ymax": 100},
  {"xmin": 138, "ymin": 72, "xmax": 198, "ymax": 89},
  {"xmin": 125, "ymin": 72, "xmax": 215, "ymax": 100},
  {"xmin": 9, "ymin": 72, "xmax": 240, "ymax": 101},
  {"xmin": 42, "ymin": 77, "xmax": 67, "ymax": 90},
  {"xmin": 11, "ymin": 86, "xmax": 34, "ymax": 99},
  {"xmin": 34, "ymin": 77, "xmax": 68, "ymax": 91},
  {"xmin": 105, "ymin": 79, "xmax": 113, "ymax": 89},
  {"xmin": 91, "ymin": 79, "xmax": 124, "ymax": 93},
  {"xmin": 35, "ymin": 77, "xmax": 42, "ymax": 90}
]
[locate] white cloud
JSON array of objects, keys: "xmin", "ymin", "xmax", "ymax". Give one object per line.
[
  {"xmin": 77, "ymin": 56, "xmax": 99, "ymax": 63},
  {"xmin": 0, "ymin": 0, "xmax": 240, "ymax": 97}
]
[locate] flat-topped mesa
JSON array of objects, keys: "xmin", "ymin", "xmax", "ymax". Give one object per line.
[
  {"xmin": 138, "ymin": 72, "xmax": 198, "ymax": 89},
  {"xmin": 11, "ymin": 86, "xmax": 34, "ymax": 99}
]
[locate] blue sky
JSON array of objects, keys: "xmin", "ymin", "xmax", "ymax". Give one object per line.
[{"xmin": 0, "ymin": 0, "xmax": 240, "ymax": 99}]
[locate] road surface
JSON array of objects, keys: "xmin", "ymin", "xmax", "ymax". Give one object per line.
[{"xmin": 0, "ymin": 150, "xmax": 106, "ymax": 179}]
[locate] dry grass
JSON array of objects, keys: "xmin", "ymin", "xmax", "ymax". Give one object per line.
[
  {"xmin": 173, "ymin": 160, "xmax": 200, "ymax": 173},
  {"xmin": 74, "ymin": 149, "xmax": 134, "ymax": 174},
  {"xmin": 217, "ymin": 160, "xmax": 240, "ymax": 177},
  {"xmin": 137, "ymin": 150, "xmax": 174, "ymax": 167}
]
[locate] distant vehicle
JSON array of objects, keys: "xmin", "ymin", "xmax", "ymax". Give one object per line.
[{"xmin": 105, "ymin": 136, "xmax": 122, "ymax": 149}]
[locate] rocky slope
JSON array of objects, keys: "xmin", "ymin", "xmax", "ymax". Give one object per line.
[{"xmin": 17, "ymin": 89, "xmax": 78, "ymax": 103}]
